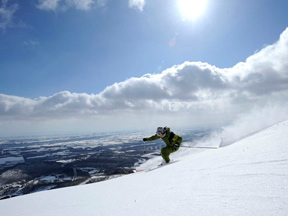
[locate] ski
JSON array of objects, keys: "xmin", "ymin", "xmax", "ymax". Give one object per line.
[{"xmin": 134, "ymin": 160, "xmax": 177, "ymax": 173}]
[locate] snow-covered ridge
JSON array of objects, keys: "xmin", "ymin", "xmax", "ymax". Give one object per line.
[{"xmin": 1, "ymin": 121, "xmax": 288, "ymax": 216}]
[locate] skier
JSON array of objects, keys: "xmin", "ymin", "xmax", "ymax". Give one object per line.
[{"xmin": 143, "ymin": 126, "xmax": 183, "ymax": 164}]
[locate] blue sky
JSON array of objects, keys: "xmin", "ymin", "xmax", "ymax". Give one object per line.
[
  {"xmin": 1, "ymin": 0, "xmax": 287, "ymax": 98},
  {"xmin": 1, "ymin": 0, "xmax": 288, "ymax": 136}
]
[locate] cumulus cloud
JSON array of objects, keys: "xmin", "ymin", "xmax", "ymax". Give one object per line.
[
  {"xmin": 129, "ymin": 0, "xmax": 145, "ymax": 11},
  {"xmin": 0, "ymin": 94, "xmax": 35, "ymax": 116},
  {"xmin": 1, "ymin": 28, "xmax": 288, "ymax": 135},
  {"xmin": 226, "ymin": 29, "xmax": 288, "ymax": 95},
  {"xmin": 0, "ymin": 0, "xmax": 18, "ymax": 32}
]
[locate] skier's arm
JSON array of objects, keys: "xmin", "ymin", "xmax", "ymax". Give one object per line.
[{"xmin": 143, "ymin": 134, "xmax": 160, "ymax": 142}]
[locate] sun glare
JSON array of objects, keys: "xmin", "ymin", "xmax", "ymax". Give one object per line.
[{"xmin": 178, "ymin": 0, "xmax": 207, "ymax": 21}]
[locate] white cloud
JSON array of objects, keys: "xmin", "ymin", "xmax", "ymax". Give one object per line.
[
  {"xmin": 226, "ymin": 29, "xmax": 288, "ymax": 95},
  {"xmin": 23, "ymin": 39, "xmax": 40, "ymax": 46},
  {"xmin": 36, "ymin": 0, "xmax": 99, "ymax": 11},
  {"xmin": 36, "ymin": 0, "xmax": 146, "ymax": 13},
  {"xmin": 65, "ymin": 0, "xmax": 95, "ymax": 10},
  {"xmin": 129, "ymin": 0, "xmax": 145, "ymax": 12},
  {"xmin": 1, "ymin": 28, "xmax": 288, "ymax": 136},
  {"xmin": 37, "ymin": 0, "xmax": 59, "ymax": 11},
  {"xmin": 0, "ymin": 0, "xmax": 18, "ymax": 33}
]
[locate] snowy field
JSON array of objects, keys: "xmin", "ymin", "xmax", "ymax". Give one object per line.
[{"xmin": 0, "ymin": 121, "xmax": 287, "ymax": 216}]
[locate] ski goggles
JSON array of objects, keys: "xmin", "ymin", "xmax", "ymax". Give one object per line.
[{"xmin": 156, "ymin": 132, "xmax": 162, "ymax": 136}]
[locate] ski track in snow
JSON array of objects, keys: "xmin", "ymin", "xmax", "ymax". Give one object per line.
[{"xmin": 0, "ymin": 121, "xmax": 288, "ymax": 216}]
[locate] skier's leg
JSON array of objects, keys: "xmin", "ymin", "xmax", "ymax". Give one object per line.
[
  {"xmin": 172, "ymin": 145, "xmax": 180, "ymax": 153},
  {"xmin": 161, "ymin": 146, "xmax": 173, "ymax": 163}
]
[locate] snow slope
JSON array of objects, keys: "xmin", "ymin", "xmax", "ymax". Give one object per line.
[{"xmin": 1, "ymin": 121, "xmax": 288, "ymax": 216}]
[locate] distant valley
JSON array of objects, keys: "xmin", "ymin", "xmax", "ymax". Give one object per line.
[{"xmin": 0, "ymin": 129, "xmax": 210, "ymax": 199}]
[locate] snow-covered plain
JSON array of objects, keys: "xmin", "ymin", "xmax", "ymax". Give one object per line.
[{"xmin": 1, "ymin": 121, "xmax": 288, "ymax": 216}]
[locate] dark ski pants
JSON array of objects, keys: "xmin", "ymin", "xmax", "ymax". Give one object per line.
[{"xmin": 161, "ymin": 145, "xmax": 180, "ymax": 163}]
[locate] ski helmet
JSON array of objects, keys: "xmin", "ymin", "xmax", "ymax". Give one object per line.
[{"xmin": 156, "ymin": 127, "xmax": 166, "ymax": 135}]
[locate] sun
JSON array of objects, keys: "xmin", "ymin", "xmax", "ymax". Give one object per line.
[{"xmin": 178, "ymin": 0, "xmax": 207, "ymax": 21}]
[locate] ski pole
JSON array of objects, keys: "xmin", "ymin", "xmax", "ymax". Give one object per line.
[
  {"xmin": 143, "ymin": 141, "xmax": 146, "ymax": 153},
  {"xmin": 181, "ymin": 145, "xmax": 218, "ymax": 149}
]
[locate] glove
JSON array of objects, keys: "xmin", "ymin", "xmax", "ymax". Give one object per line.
[
  {"xmin": 143, "ymin": 138, "xmax": 148, "ymax": 141},
  {"xmin": 173, "ymin": 143, "xmax": 180, "ymax": 150}
]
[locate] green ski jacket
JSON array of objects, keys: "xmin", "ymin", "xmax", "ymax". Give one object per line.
[{"xmin": 146, "ymin": 127, "xmax": 182, "ymax": 147}]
